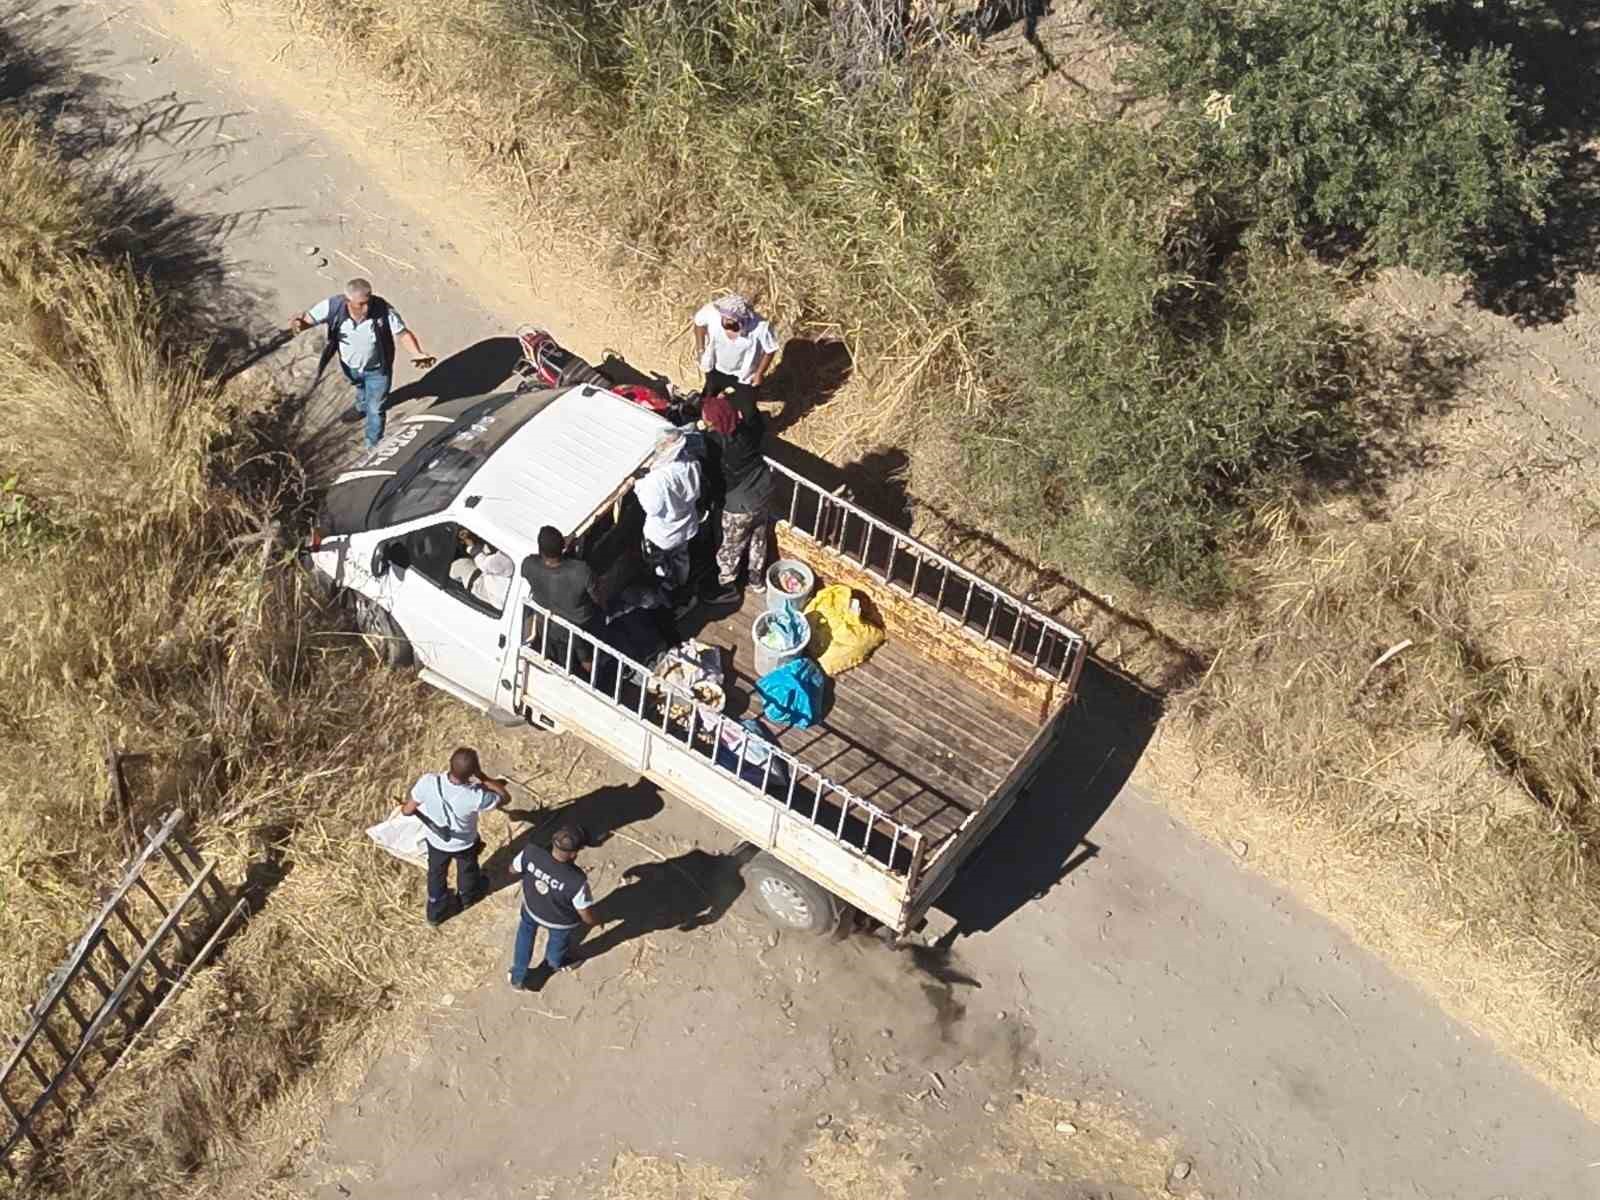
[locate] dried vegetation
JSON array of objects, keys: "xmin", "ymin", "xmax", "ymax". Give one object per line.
[
  {"xmin": 0, "ymin": 107, "xmax": 467, "ymax": 1197},
  {"xmin": 1187, "ymin": 431, "xmax": 1600, "ymax": 1053}
]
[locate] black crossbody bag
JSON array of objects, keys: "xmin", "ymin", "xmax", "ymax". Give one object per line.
[{"xmin": 410, "ymin": 775, "xmax": 463, "ymax": 847}]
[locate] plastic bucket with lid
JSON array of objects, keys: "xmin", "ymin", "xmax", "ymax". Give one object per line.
[
  {"xmin": 765, "ymin": 559, "xmax": 816, "ymax": 613},
  {"xmin": 752, "ymin": 609, "xmax": 813, "ymax": 677}
]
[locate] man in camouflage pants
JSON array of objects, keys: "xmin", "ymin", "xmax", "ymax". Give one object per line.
[{"xmin": 701, "ymin": 389, "xmax": 773, "ymax": 605}]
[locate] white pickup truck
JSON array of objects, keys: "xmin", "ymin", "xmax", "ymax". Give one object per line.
[{"xmin": 305, "ymin": 381, "xmax": 1086, "ymax": 937}]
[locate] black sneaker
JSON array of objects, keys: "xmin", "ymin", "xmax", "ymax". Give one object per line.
[
  {"xmin": 704, "ymin": 583, "xmax": 741, "ymax": 606},
  {"xmin": 426, "ymin": 892, "xmax": 462, "ymax": 926},
  {"xmin": 339, "ymin": 405, "xmax": 363, "ymax": 425}
]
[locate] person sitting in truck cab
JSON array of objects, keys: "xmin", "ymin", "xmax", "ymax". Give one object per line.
[
  {"xmin": 448, "ymin": 528, "xmax": 514, "ymax": 609},
  {"xmin": 521, "ymin": 525, "xmax": 602, "ymax": 671}
]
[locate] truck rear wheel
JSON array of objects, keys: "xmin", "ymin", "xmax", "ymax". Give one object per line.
[
  {"xmin": 353, "ymin": 595, "xmax": 414, "ymax": 668},
  {"xmin": 746, "ymin": 852, "xmax": 839, "ymax": 936}
]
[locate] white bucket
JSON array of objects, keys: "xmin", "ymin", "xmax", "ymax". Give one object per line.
[
  {"xmin": 752, "ymin": 609, "xmax": 813, "ymax": 677},
  {"xmin": 765, "ymin": 559, "xmax": 816, "ymax": 613}
]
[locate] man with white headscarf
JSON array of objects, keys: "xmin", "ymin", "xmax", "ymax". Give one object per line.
[
  {"xmin": 692, "ymin": 293, "xmax": 779, "ymax": 404},
  {"xmin": 633, "ymin": 428, "xmax": 703, "ymax": 595}
]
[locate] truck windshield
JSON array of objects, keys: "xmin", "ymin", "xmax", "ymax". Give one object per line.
[{"xmin": 371, "ymin": 394, "xmax": 519, "ymax": 525}]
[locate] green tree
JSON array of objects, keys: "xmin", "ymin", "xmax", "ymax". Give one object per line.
[
  {"xmin": 959, "ymin": 120, "xmax": 1361, "ymax": 600},
  {"xmin": 1095, "ymin": 0, "xmax": 1558, "ymax": 270}
]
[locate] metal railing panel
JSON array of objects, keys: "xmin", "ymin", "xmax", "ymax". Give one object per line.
[
  {"xmin": 517, "ymin": 604, "xmax": 925, "ymax": 878},
  {"xmin": 765, "ymin": 459, "xmax": 1088, "ymax": 685}
]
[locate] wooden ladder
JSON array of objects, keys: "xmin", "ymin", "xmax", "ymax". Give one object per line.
[{"xmin": 0, "ymin": 809, "xmax": 244, "ymax": 1176}]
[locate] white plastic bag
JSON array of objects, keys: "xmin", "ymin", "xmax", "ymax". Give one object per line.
[{"xmin": 367, "ymin": 810, "xmax": 429, "ymax": 869}]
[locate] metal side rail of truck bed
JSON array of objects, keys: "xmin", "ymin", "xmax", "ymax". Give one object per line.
[
  {"xmin": 768, "ymin": 460, "xmax": 1085, "ymax": 691},
  {"xmin": 764, "ymin": 461, "xmax": 1089, "ymax": 930},
  {"xmin": 513, "ymin": 609, "xmax": 933, "ymax": 930}
]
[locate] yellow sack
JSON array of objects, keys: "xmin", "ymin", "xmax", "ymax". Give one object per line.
[{"xmin": 804, "ymin": 584, "xmax": 885, "ymax": 676}]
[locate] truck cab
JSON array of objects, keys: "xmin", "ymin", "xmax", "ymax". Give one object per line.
[{"xmin": 307, "ymin": 384, "xmax": 672, "ymax": 714}]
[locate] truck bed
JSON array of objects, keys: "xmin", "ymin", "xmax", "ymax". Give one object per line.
[
  {"xmin": 514, "ymin": 457, "xmax": 1086, "ymax": 930},
  {"xmin": 697, "ymin": 598, "xmax": 1034, "ymax": 852}
]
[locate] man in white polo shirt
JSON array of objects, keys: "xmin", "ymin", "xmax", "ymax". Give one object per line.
[
  {"xmin": 288, "ymin": 277, "xmax": 433, "ymax": 449},
  {"xmin": 692, "ymin": 293, "xmax": 779, "ymax": 406},
  {"xmin": 400, "ymin": 746, "xmax": 511, "ymax": 925}
]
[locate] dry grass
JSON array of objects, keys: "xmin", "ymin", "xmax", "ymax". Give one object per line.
[
  {"xmin": 0, "ymin": 107, "xmax": 477, "ymax": 1197},
  {"xmin": 276, "ymin": 0, "xmax": 942, "ymax": 333},
  {"xmin": 985, "ymin": 1091, "xmax": 1199, "ymax": 1198},
  {"xmin": 600, "ymin": 1152, "xmax": 750, "ymax": 1200},
  {"xmin": 1182, "ymin": 417, "xmax": 1600, "ymax": 1054},
  {"xmin": 0, "ymin": 122, "xmax": 219, "ymax": 529},
  {"xmin": 803, "ymin": 1115, "xmax": 913, "ymax": 1200}
]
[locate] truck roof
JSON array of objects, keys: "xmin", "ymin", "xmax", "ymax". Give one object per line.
[{"xmin": 453, "ymin": 384, "xmax": 668, "ymax": 553}]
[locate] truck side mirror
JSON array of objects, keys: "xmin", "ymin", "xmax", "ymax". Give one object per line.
[{"xmin": 371, "ymin": 542, "xmax": 391, "ymax": 577}]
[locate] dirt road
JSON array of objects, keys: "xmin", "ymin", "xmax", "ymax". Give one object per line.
[{"xmin": 34, "ymin": 0, "xmax": 1600, "ymax": 1195}]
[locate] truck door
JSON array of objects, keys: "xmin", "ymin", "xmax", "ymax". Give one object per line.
[{"xmin": 382, "ymin": 520, "xmax": 511, "ymax": 704}]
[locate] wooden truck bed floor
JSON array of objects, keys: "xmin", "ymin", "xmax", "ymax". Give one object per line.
[{"xmin": 694, "ymin": 595, "xmax": 1035, "ymax": 850}]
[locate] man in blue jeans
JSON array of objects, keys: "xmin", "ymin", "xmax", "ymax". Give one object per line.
[
  {"xmin": 288, "ymin": 277, "xmax": 433, "ymax": 448},
  {"xmin": 508, "ymin": 825, "xmax": 600, "ymax": 989}
]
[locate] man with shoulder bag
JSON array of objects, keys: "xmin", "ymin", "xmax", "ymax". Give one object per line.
[{"xmin": 401, "ymin": 746, "xmax": 510, "ymax": 926}]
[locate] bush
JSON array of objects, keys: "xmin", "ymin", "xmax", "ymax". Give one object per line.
[
  {"xmin": 958, "ymin": 119, "xmax": 1362, "ymax": 599},
  {"xmin": 1095, "ymin": 0, "xmax": 1559, "ymax": 270}
]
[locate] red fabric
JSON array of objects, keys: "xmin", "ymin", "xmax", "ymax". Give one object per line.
[
  {"xmin": 700, "ymin": 390, "xmax": 740, "ymax": 436},
  {"xmin": 611, "ymin": 384, "xmax": 669, "ymax": 414}
]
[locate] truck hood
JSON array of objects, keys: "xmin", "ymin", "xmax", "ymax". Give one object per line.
[{"xmin": 318, "ymin": 388, "xmax": 562, "ymax": 536}]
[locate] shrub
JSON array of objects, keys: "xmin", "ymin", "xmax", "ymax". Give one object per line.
[
  {"xmin": 1095, "ymin": 0, "xmax": 1559, "ymax": 270},
  {"xmin": 958, "ymin": 119, "xmax": 1362, "ymax": 599}
]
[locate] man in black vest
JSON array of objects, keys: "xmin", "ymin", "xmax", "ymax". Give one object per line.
[
  {"xmin": 288, "ymin": 277, "xmax": 433, "ymax": 448},
  {"xmin": 508, "ymin": 825, "xmax": 600, "ymax": 989}
]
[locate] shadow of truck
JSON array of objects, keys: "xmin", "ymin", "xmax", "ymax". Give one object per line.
[{"xmin": 933, "ymin": 657, "xmax": 1162, "ymax": 937}]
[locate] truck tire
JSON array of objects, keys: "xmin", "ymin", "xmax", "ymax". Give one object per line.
[
  {"xmin": 745, "ymin": 852, "xmax": 840, "ymax": 936},
  {"xmin": 352, "ymin": 595, "xmax": 414, "ymax": 668}
]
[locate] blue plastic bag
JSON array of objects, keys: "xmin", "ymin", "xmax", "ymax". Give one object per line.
[{"xmin": 755, "ymin": 658, "xmax": 826, "ymax": 729}]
